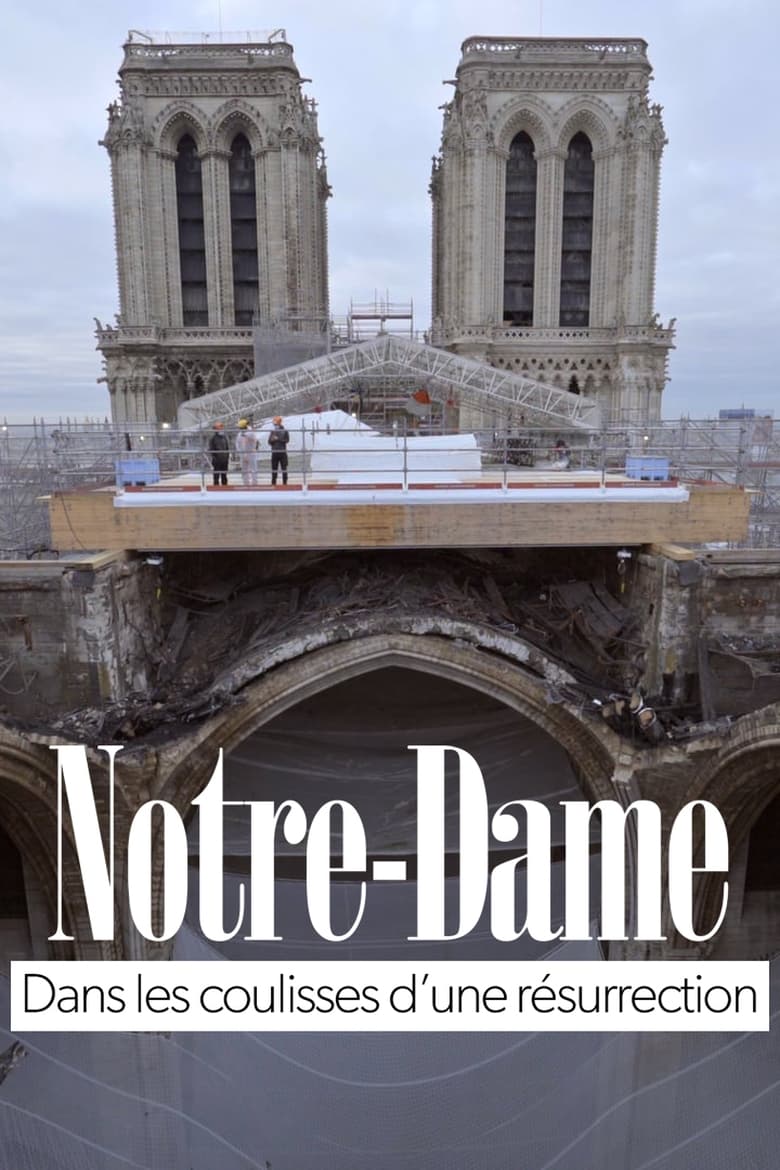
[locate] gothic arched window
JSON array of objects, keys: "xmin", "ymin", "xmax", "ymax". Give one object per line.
[
  {"xmin": 229, "ymin": 134, "xmax": 259, "ymax": 326},
  {"xmin": 503, "ymin": 131, "xmax": 537, "ymax": 326},
  {"xmin": 175, "ymin": 135, "xmax": 208, "ymax": 326},
  {"xmin": 559, "ymin": 132, "xmax": 594, "ymax": 327}
]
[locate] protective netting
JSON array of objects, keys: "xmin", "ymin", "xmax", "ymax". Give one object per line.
[
  {"xmin": 1, "ymin": 671, "xmax": 778, "ymax": 1168},
  {"xmin": 2, "ymin": 958, "xmax": 778, "ymax": 1170},
  {"xmin": 205, "ymin": 673, "xmax": 585, "ymax": 860},
  {"xmin": 186, "ymin": 670, "xmax": 593, "ymax": 959}
]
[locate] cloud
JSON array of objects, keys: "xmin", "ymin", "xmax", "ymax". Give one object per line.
[{"xmin": 0, "ymin": 0, "xmax": 777, "ymax": 419}]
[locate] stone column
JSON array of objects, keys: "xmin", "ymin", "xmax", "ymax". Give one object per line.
[
  {"xmin": 104, "ymin": 354, "xmax": 125, "ymax": 425},
  {"xmin": 589, "ymin": 148, "xmax": 615, "ymax": 328},
  {"xmin": 533, "ymin": 147, "xmax": 566, "ymax": 327},
  {"xmin": 316, "ymin": 157, "xmax": 331, "ymax": 318},
  {"xmin": 618, "ymin": 101, "xmax": 666, "ymax": 327},
  {"xmin": 641, "ymin": 142, "xmax": 664, "ymax": 323},
  {"xmin": 261, "ymin": 144, "xmax": 290, "ymax": 319},
  {"xmin": 108, "ymin": 141, "xmax": 149, "ymax": 325},
  {"xmin": 615, "ymin": 348, "xmax": 647, "ymax": 421},
  {"xmin": 625, "ymin": 143, "xmax": 657, "ymax": 323},
  {"xmin": 430, "ymin": 157, "xmax": 442, "ymax": 322},
  {"xmin": 438, "ymin": 145, "xmax": 463, "ymax": 329},
  {"xmin": 459, "ymin": 137, "xmax": 491, "ymax": 323},
  {"xmin": 128, "ymin": 361, "xmax": 158, "ymax": 424},
  {"xmin": 486, "ymin": 144, "xmax": 507, "ymax": 324},
  {"xmin": 294, "ymin": 144, "xmax": 320, "ymax": 318},
  {"xmin": 200, "ymin": 148, "xmax": 232, "ymax": 326},
  {"xmin": 599, "ymin": 146, "xmax": 627, "ymax": 329},
  {"xmin": 253, "ymin": 145, "xmax": 273, "ymax": 323},
  {"xmin": 151, "ymin": 149, "xmax": 181, "ymax": 326},
  {"xmin": 280, "ymin": 138, "xmax": 302, "ymax": 315}
]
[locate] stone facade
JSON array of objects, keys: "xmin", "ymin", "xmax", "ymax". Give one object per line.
[
  {"xmin": 431, "ymin": 38, "xmax": 675, "ymax": 423},
  {"xmin": 0, "ymin": 554, "xmax": 163, "ymax": 720},
  {"xmin": 0, "ymin": 545, "xmax": 777, "ymax": 962},
  {"xmin": 97, "ymin": 33, "xmax": 330, "ymax": 424}
]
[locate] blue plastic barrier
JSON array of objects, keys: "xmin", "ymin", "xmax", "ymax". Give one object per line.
[
  {"xmin": 625, "ymin": 455, "xmax": 671, "ymax": 481},
  {"xmin": 115, "ymin": 457, "xmax": 160, "ymax": 487}
]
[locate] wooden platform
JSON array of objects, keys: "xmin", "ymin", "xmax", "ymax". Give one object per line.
[{"xmin": 47, "ymin": 480, "xmax": 750, "ymax": 552}]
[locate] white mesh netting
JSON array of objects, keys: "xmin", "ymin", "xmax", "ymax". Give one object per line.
[{"xmin": 1, "ymin": 671, "xmax": 777, "ymax": 1168}]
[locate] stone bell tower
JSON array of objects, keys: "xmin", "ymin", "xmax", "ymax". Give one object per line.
[
  {"xmin": 96, "ymin": 30, "xmax": 330, "ymax": 423},
  {"xmin": 430, "ymin": 36, "xmax": 675, "ymax": 422}
]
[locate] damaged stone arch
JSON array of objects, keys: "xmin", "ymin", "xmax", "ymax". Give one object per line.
[
  {"xmin": 156, "ymin": 625, "xmax": 620, "ymax": 819},
  {"xmin": 119, "ymin": 625, "xmax": 633, "ymax": 957},
  {"xmin": 665, "ymin": 706, "xmax": 780, "ymax": 955},
  {"xmin": 0, "ymin": 733, "xmax": 119, "ymax": 961}
]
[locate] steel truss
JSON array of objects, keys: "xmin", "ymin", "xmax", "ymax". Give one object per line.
[{"xmin": 177, "ymin": 336, "xmax": 601, "ymax": 431}]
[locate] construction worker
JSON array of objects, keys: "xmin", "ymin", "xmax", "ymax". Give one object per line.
[
  {"xmin": 268, "ymin": 416, "xmax": 290, "ymax": 485},
  {"xmin": 235, "ymin": 418, "xmax": 259, "ymax": 486},
  {"xmin": 552, "ymin": 438, "xmax": 571, "ymax": 469},
  {"xmin": 208, "ymin": 422, "xmax": 229, "ymax": 486}
]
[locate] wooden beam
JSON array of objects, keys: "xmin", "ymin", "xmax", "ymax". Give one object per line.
[
  {"xmin": 702, "ymin": 548, "xmax": 780, "ymax": 564},
  {"xmin": 646, "ymin": 543, "xmax": 699, "ymax": 562},
  {"xmin": 0, "ymin": 551, "xmax": 127, "ymax": 574},
  {"xmin": 48, "ymin": 484, "xmax": 751, "ymax": 553}
]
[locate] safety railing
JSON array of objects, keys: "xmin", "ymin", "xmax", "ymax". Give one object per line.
[
  {"xmin": 1, "ymin": 426, "xmax": 687, "ymax": 494},
  {"xmin": 1, "ymin": 418, "xmax": 778, "ymax": 553}
]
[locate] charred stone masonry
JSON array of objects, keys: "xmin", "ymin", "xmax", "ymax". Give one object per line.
[
  {"xmin": 2, "ymin": 548, "xmax": 777, "ymax": 752},
  {"xmin": 0, "ymin": 545, "xmax": 777, "ymax": 962}
]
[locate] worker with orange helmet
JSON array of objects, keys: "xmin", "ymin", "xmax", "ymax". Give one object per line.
[
  {"xmin": 208, "ymin": 421, "xmax": 230, "ymax": 486},
  {"xmin": 268, "ymin": 415, "xmax": 290, "ymax": 485}
]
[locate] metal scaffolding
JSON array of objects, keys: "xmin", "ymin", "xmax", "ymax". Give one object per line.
[{"xmin": 1, "ymin": 411, "xmax": 779, "ymax": 557}]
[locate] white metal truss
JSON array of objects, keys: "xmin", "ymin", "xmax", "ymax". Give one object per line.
[{"xmin": 177, "ymin": 336, "xmax": 601, "ymax": 431}]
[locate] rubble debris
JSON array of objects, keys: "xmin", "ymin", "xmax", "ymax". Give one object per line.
[
  {"xmin": 706, "ymin": 636, "xmax": 780, "ymax": 716},
  {"xmin": 19, "ymin": 548, "xmax": 775, "ymax": 749},
  {"xmin": 18, "ymin": 551, "xmax": 651, "ymax": 743}
]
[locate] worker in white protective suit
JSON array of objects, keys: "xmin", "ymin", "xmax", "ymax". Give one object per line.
[{"xmin": 235, "ymin": 419, "xmax": 260, "ymax": 485}]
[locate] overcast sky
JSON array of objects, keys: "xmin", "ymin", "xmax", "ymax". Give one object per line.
[{"xmin": 0, "ymin": 0, "xmax": 777, "ymax": 421}]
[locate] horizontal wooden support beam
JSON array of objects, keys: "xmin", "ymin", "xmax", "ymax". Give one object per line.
[
  {"xmin": 48, "ymin": 484, "xmax": 750, "ymax": 553},
  {"xmin": 645, "ymin": 543, "xmax": 700, "ymax": 562}
]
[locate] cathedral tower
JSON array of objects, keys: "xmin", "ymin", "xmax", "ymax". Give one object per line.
[
  {"xmin": 431, "ymin": 37, "xmax": 674, "ymax": 422},
  {"xmin": 97, "ymin": 31, "xmax": 330, "ymax": 423}
]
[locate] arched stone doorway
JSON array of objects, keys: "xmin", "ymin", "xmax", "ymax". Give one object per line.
[
  {"xmin": 0, "ymin": 733, "xmax": 123, "ymax": 963},
  {"xmin": 179, "ymin": 664, "xmax": 607, "ymax": 961},
  {"xmin": 0, "ymin": 738, "xmax": 64, "ymax": 966},
  {"xmin": 668, "ymin": 709, "xmax": 780, "ymax": 957},
  {"xmin": 155, "ymin": 633, "xmax": 621, "ymax": 962},
  {"xmin": 159, "ymin": 631, "xmax": 618, "ymax": 813}
]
